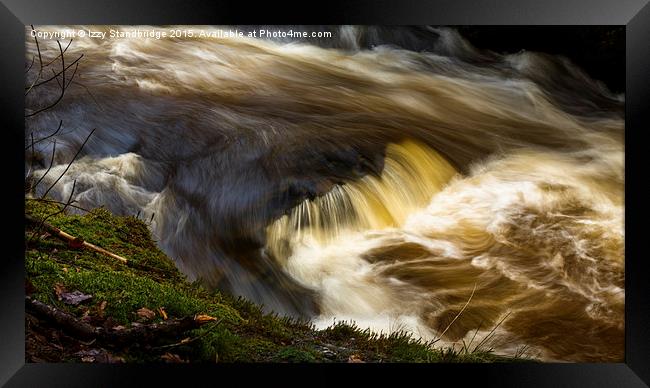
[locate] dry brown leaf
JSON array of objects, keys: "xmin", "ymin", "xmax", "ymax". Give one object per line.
[
  {"xmin": 194, "ymin": 314, "xmax": 217, "ymax": 323},
  {"xmin": 107, "ymin": 354, "xmax": 126, "ymax": 363},
  {"xmin": 69, "ymin": 237, "xmax": 84, "ymax": 249},
  {"xmin": 53, "ymin": 283, "xmax": 66, "ymax": 300},
  {"xmin": 136, "ymin": 307, "xmax": 156, "ymax": 320},
  {"xmin": 62, "ymin": 267, "xmax": 68, "ymax": 273},
  {"xmin": 158, "ymin": 307, "xmax": 168, "ymax": 320},
  {"xmin": 348, "ymin": 355, "xmax": 365, "ymax": 363},
  {"xmin": 161, "ymin": 352, "xmax": 187, "ymax": 363},
  {"xmin": 98, "ymin": 301, "xmax": 107, "ymax": 318}
]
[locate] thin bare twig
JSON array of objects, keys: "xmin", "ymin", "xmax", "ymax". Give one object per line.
[
  {"xmin": 51, "ymin": 68, "xmax": 62, "ymax": 88},
  {"xmin": 433, "ymin": 283, "xmax": 477, "ymax": 344},
  {"xmin": 31, "ymin": 139, "xmax": 56, "ymax": 194},
  {"xmin": 26, "ymin": 198, "xmax": 90, "ymax": 213},
  {"xmin": 28, "ymin": 132, "xmax": 35, "ymax": 179},
  {"xmin": 473, "ymin": 311, "xmax": 512, "ymax": 353},
  {"xmin": 24, "ymin": 25, "xmax": 45, "ymax": 96},
  {"xmin": 28, "ymin": 180, "xmax": 76, "ymax": 245},
  {"xmin": 41, "ymin": 128, "xmax": 95, "ymax": 199},
  {"xmin": 25, "ymin": 55, "xmax": 36, "ymax": 74},
  {"xmin": 27, "ymin": 54, "xmax": 83, "ymax": 90},
  {"xmin": 466, "ymin": 321, "xmax": 482, "ymax": 353},
  {"xmin": 26, "ymin": 41, "xmax": 66, "ymax": 117},
  {"xmin": 153, "ymin": 318, "xmax": 224, "ymax": 350},
  {"xmin": 26, "ymin": 120, "xmax": 63, "ymax": 151},
  {"xmin": 43, "ymin": 39, "xmax": 73, "ymax": 67}
]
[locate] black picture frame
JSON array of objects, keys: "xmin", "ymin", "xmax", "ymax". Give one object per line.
[{"xmin": 1, "ymin": 1, "xmax": 648, "ymax": 386}]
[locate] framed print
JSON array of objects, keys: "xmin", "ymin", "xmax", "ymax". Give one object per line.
[{"xmin": 1, "ymin": 0, "xmax": 649, "ymax": 386}]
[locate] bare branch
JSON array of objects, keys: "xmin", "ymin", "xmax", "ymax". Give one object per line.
[
  {"xmin": 27, "ymin": 198, "xmax": 90, "ymax": 213},
  {"xmin": 25, "ymin": 25, "xmax": 45, "ymax": 96},
  {"xmin": 25, "ymin": 55, "xmax": 36, "ymax": 74},
  {"xmin": 26, "ymin": 54, "xmax": 83, "ymax": 91},
  {"xmin": 41, "ymin": 128, "xmax": 95, "ymax": 199},
  {"xmin": 31, "ymin": 25, "xmax": 43, "ymax": 72},
  {"xmin": 28, "ymin": 179, "xmax": 77, "ymax": 245},
  {"xmin": 26, "ymin": 120, "xmax": 63, "ymax": 151},
  {"xmin": 25, "ymin": 62, "xmax": 80, "ymax": 118},
  {"xmin": 31, "ymin": 139, "xmax": 56, "ymax": 193},
  {"xmin": 473, "ymin": 311, "xmax": 512, "ymax": 353},
  {"xmin": 434, "ymin": 283, "xmax": 477, "ymax": 343},
  {"xmin": 28, "ymin": 132, "xmax": 35, "ymax": 179},
  {"xmin": 43, "ymin": 39, "xmax": 73, "ymax": 67}
]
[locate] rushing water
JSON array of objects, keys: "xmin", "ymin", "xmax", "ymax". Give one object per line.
[{"xmin": 25, "ymin": 26, "xmax": 624, "ymax": 361}]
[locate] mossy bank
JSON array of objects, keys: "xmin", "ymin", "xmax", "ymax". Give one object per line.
[{"xmin": 25, "ymin": 200, "xmax": 532, "ymax": 363}]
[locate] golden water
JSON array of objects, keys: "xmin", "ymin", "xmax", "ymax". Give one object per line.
[{"xmin": 25, "ymin": 26, "xmax": 624, "ymax": 361}]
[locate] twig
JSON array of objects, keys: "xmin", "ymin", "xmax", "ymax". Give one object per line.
[
  {"xmin": 26, "ymin": 198, "xmax": 90, "ymax": 213},
  {"xmin": 26, "ymin": 296, "xmax": 218, "ymax": 345},
  {"xmin": 25, "ymin": 55, "xmax": 36, "ymax": 74},
  {"xmin": 24, "ymin": 25, "xmax": 45, "ymax": 96},
  {"xmin": 28, "ymin": 54, "xmax": 83, "ymax": 90},
  {"xmin": 153, "ymin": 318, "xmax": 224, "ymax": 350},
  {"xmin": 28, "ymin": 180, "xmax": 77, "ymax": 245},
  {"xmin": 41, "ymin": 128, "xmax": 95, "ymax": 199},
  {"xmin": 433, "ymin": 283, "xmax": 477, "ymax": 344},
  {"xmin": 43, "ymin": 39, "xmax": 73, "ymax": 67},
  {"xmin": 26, "ymin": 213, "xmax": 128, "ymax": 264},
  {"xmin": 30, "ymin": 139, "xmax": 56, "ymax": 194},
  {"xmin": 26, "ymin": 120, "xmax": 63, "ymax": 150},
  {"xmin": 473, "ymin": 311, "xmax": 512, "ymax": 353},
  {"xmin": 466, "ymin": 321, "xmax": 482, "ymax": 353},
  {"xmin": 28, "ymin": 132, "xmax": 35, "ymax": 179},
  {"xmin": 26, "ymin": 41, "xmax": 82, "ymax": 118}
]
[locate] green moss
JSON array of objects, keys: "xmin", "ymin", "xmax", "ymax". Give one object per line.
[
  {"xmin": 25, "ymin": 199, "xmax": 532, "ymax": 363},
  {"xmin": 273, "ymin": 347, "xmax": 317, "ymax": 363}
]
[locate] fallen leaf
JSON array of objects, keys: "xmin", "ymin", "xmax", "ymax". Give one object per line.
[
  {"xmin": 69, "ymin": 237, "xmax": 84, "ymax": 249},
  {"xmin": 194, "ymin": 314, "xmax": 217, "ymax": 323},
  {"xmin": 161, "ymin": 353, "xmax": 187, "ymax": 363},
  {"xmin": 53, "ymin": 283, "xmax": 66, "ymax": 300},
  {"xmin": 62, "ymin": 267, "xmax": 68, "ymax": 273},
  {"xmin": 158, "ymin": 307, "xmax": 168, "ymax": 320},
  {"xmin": 98, "ymin": 301, "xmax": 107, "ymax": 317},
  {"xmin": 348, "ymin": 355, "xmax": 365, "ymax": 363},
  {"xmin": 61, "ymin": 290, "xmax": 93, "ymax": 305},
  {"xmin": 106, "ymin": 354, "xmax": 126, "ymax": 363},
  {"xmin": 137, "ymin": 307, "xmax": 156, "ymax": 320},
  {"xmin": 112, "ymin": 325, "xmax": 126, "ymax": 331},
  {"xmin": 75, "ymin": 267, "xmax": 80, "ymax": 273},
  {"xmin": 81, "ymin": 356, "xmax": 95, "ymax": 363}
]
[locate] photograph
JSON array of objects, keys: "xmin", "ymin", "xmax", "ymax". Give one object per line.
[{"xmin": 23, "ymin": 25, "xmax": 625, "ymax": 364}]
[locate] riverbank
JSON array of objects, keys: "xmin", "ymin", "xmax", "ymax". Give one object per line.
[{"xmin": 25, "ymin": 200, "xmax": 532, "ymax": 363}]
